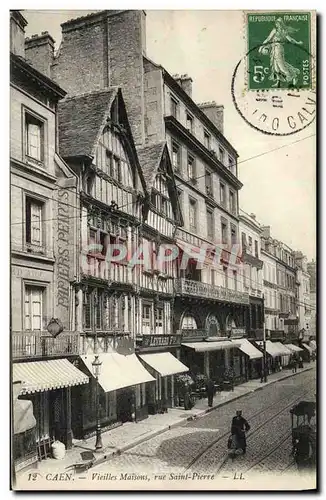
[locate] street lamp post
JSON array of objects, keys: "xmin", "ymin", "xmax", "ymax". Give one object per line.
[{"xmin": 92, "ymin": 354, "xmax": 103, "ymax": 451}]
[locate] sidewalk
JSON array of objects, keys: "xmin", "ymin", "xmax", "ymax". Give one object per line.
[{"xmin": 35, "ymin": 364, "xmax": 314, "ymax": 474}]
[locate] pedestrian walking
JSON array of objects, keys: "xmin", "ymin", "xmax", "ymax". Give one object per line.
[
  {"xmin": 231, "ymin": 410, "xmax": 251, "ymax": 455},
  {"xmin": 206, "ymin": 378, "xmax": 215, "ymax": 407}
]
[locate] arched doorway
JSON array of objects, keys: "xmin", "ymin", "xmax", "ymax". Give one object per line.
[
  {"xmin": 205, "ymin": 315, "xmax": 221, "ymax": 337},
  {"xmin": 181, "ymin": 314, "xmax": 198, "ymax": 330},
  {"xmin": 226, "ymin": 314, "xmax": 237, "ymax": 333}
]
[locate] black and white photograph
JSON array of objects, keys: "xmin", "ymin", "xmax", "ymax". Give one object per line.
[{"xmin": 9, "ymin": 8, "xmax": 317, "ymax": 491}]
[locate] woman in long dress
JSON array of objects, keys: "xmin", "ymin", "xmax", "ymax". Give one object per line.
[{"xmin": 258, "ymin": 17, "xmax": 303, "ymax": 87}]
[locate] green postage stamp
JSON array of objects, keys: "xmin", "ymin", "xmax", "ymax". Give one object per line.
[{"xmin": 246, "ymin": 12, "xmax": 312, "ymax": 91}]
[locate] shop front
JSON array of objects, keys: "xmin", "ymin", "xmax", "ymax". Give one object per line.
[
  {"xmin": 181, "ymin": 338, "xmax": 241, "ymax": 385},
  {"xmin": 13, "ymin": 381, "xmax": 37, "ymax": 477},
  {"xmin": 255, "ymin": 340, "xmax": 290, "ymax": 373},
  {"xmin": 230, "ymin": 336, "xmax": 263, "ymax": 382},
  {"xmin": 74, "ymin": 350, "xmax": 155, "ymax": 438},
  {"xmin": 13, "ymin": 359, "xmax": 89, "ymax": 462},
  {"xmin": 136, "ymin": 334, "xmax": 188, "ymax": 413}
]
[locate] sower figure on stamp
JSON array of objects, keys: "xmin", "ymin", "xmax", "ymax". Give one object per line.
[
  {"xmin": 231, "ymin": 410, "xmax": 251, "ymax": 455},
  {"xmin": 258, "ymin": 17, "xmax": 303, "ymax": 88}
]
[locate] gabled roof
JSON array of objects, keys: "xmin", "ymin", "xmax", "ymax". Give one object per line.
[
  {"xmin": 136, "ymin": 142, "xmax": 166, "ymax": 188},
  {"xmin": 58, "ymin": 88, "xmax": 118, "ymax": 158},
  {"xmin": 137, "ymin": 141, "xmax": 183, "ymax": 226}
]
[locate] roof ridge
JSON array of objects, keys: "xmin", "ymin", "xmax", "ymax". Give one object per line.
[{"xmin": 62, "ymin": 86, "xmax": 120, "ymax": 102}]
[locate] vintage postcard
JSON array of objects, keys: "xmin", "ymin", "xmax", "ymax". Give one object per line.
[{"xmin": 10, "ymin": 9, "xmax": 317, "ymax": 491}]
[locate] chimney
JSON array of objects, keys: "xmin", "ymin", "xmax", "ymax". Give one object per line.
[
  {"xmin": 10, "ymin": 10, "xmax": 28, "ymax": 58},
  {"xmin": 261, "ymin": 226, "xmax": 271, "ymax": 239},
  {"xmin": 25, "ymin": 32, "xmax": 55, "ymax": 77},
  {"xmin": 173, "ymin": 73, "xmax": 193, "ymax": 98},
  {"xmin": 52, "ymin": 10, "xmax": 147, "ymax": 145},
  {"xmin": 198, "ymin": 101, "xmax": 224, "ymax": 134}
]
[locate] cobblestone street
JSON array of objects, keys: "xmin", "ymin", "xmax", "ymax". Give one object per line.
[{"xmin": 91, "ymin": 367, "xmax": 316, "ymax": 484}]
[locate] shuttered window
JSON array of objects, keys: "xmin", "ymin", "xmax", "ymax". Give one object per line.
[{"xmin": 24, "ymin": 286, "xmax": 43, "ymax": 331}]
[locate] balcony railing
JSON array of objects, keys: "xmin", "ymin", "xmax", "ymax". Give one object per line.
[
  {"xmin": 175, "ymin": 278, "xmax": 249, "ymax": 305},
  {"xmin": 12, "ymin": 331, "xmax": 80, "ymax": 359}
]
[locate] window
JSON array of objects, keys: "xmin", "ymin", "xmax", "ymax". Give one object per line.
[
  {"xmin": 206, "ymin": 208, "xmax": 214, "ymax": 241},
  {"xmin": 170, "ymin": 97, "xmax": 178, "ymax": 118},
  {"xmin": 254, "ymin": 240, "xmax": 258, "ymax": 257},
  {"xmin": 229, "ymin": 190, "xmax": 236, "ymax": 214},
  {"xmin": 156, "ymin": 308, "xmax": 164, "ymax": 332},
  {"xmin": 204, "ymin": 130, "xmax": 211, "ymax": 149},
  {"xmin": 218, "ymin": 146, "xmax": 225, "ymax": 164},
  {"xmin": 223, "ymin": 266, "xmax": 228, "ymax": 288},
  {"xmin": 241, "ymin": 232, "xmax": 247, "ymax": 251},
  {"xmin": 25, "ymin": 113, "xmax": 44, "ymax": 163},
  {"xmin": 228, "ymin": 155, "xmax": 234, "ymax": 170},
  {"xmin": 142, "ymin": 304, "xmax": 152, "ymax": 328},
  {"xmin": 221, "ymin": 220, "xmax": 228, "ymax": 244},
  {"xmin": 95, "ymin": 289, "xmax": 104, "ymax": 330},
  {"xmin": 231, "ymin": 225, "xmax": 237, "ymax": 245},
  {"xmin": 83, "ymin": 290, "xmax": 91, "ymax": 329},
  {"xmin": 220, "ymin": 182, "xmax": 226, "ymax": 206},
  {"xmin": 186, "ymin": 112, "xmax": 193, "ymax": 133},
  {"xmin": 187, "ymin": 154, "xmax": 196, "ymax": 181},
  {"xmin": 25, "ymin": 197, "xmax": 44, "ymax": 251},
  {"xmin": 205, "ymin": 170, "xmax": 212, "ymax": 196},
  {"xmin": 189, "ymin": 199, "xmax": 197, "ymax": 232},
  {"xmin": 248, "ymin": 236, "xmax": 253, "ymax": 253},
  {"xmin": 172, "ymin": 141, "xmax": 181, "ymax": 171},
  {"xmin": 211, "ymin": 269, "xmax": 215, "ymax": 286},
  {"xmin": 233, "ymin": 270, "xmax": 237, "ymax": 291},
  {"xmin": 24, "ymin": 286, "xmax": 43, "ymax": 331}
]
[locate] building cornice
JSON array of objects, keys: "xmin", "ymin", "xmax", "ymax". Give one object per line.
[
  {"xmin": 165, "ymin": 115, "xmax": 242, "ymax": 190},
  {"xmin": 162, "ymin": 70, "xmax": 238, "ymax": 158}
]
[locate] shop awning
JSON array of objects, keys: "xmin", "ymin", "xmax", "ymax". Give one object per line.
[
  {"xmin": 256, "ymin": 340, "xmax": 284, "ymax": 357},
  {"xmin": 182, "ymin": 340, "xmax": 240, "ymax": 352},
  {"xmin": 310, "ymin": 340, "xmax": 317, "ymax": 351},
  {"xmin": 139, "ymin": 353, "xmax": 189, "ymax": 377},
  {"xmin": 272, "ymin": 342, "xmax": 293, "ymax": 356},
  {"xmin": 302, "ymin": 343, "xmax": 313, "ymax": 354},
  {"xmin": 80, "ymin": 353, "xmax": 155, "ymax": 393},
  {"xmin": 232, "ymin": 339, "xmax": 263, "ymax": 359},
  {"xmin": 13, "ymin": 359, "xmax": 89, "ymax": 394},
  {"xmin": 285, "ymin": 344, "xmax": 303, "ymax": 353},
  {"xmin": 14, "ymin": 399, "xmax": 36, "ymax": 435}
]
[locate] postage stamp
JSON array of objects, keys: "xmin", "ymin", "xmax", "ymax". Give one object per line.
[
  {"xmin": 246, "ymin": 12, "xmax": 312, "ymax": 91},
  {"xmin": 231, "ymin": 10, "xmax": 316, "ymax": 136}
]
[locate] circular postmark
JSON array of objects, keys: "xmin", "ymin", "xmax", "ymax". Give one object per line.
[{"xmin": 231, "ymin": 42, "xmax": 316, "ymax": 136}]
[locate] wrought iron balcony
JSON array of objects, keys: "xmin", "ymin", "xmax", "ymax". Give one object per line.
[
  {"xmin": 12, "ymin": 331, "xmax": 80, "ymax": 359},
  {"xmin": 175, "ymin": 278, "xmax": 250, "ymax": 305}
]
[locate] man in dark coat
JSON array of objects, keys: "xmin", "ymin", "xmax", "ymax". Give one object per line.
[
  {"xmin": 231, "ymin": 410, "xmax": 251, "ymax": 454},
  {"xmin": 206, "ymin": 379, "xmax": 215, "ymax": 407}
]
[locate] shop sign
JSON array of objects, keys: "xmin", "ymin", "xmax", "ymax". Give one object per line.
[
  {"xmin": 270, "ymin": 330, "xmax": 285, "ymax": 340},
  {"xmin": 180, "ymin": 329, "xmax": 207, "ymax": 341},
  {"xmin": 141, "ymin": 335, "xmax": 182, "ymax": 348},
  {"xmin": 230, "ymin": 327, "xmax": 246, "ymax": 338}
]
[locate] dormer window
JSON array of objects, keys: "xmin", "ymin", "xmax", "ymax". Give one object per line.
[{"xmin": 186, "ymin": 112, "xmax": 193, "ymax": 133}]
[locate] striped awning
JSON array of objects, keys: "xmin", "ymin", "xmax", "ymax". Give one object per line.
[
  {"xmin": 139, "ymin": 352, "xmax": 189, "ymax": 377},
  {"xmin": 14, "ymin": 399, "xmax": 36, "ymax": 434},
  {"xmin": 272, "ymin": 342, "xmax": 293, "ymax": 356},
  {"xmin": 232, "ymin": 339, "xmax": 263, "ymax": 359},
  {"xmin": 285, "ymin": 344, "xmax": 303, "ymax": 353},
  {"xmin": 13, "ymin": 359, "xmax": 89, "ymax": 394},
  {"xmin": 302, "ymin": 343, "xmax": 314, "ymax": 354},
  {"xmin": 182, "ymin": 340, "xmax": 240, "ymax": 352},
  {"xmin": 80, "ymin": 353, "xmax": 155, "ymax": 393},
  {"xmin": 256, "ymin": 340, "xmax": 284, "ymax": 357}
]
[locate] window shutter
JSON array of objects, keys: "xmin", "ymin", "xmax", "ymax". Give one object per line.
[
  {"xmin": 24, "ymin": 289, "xmax": 31, "ymax": 330},
  {"xmin": 30, "ymin": 202, "xmax": 42, "ymax": 245},
  {"xmin": 31, "ymin": 288, "xmax": 42, "ymax": 330}
]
